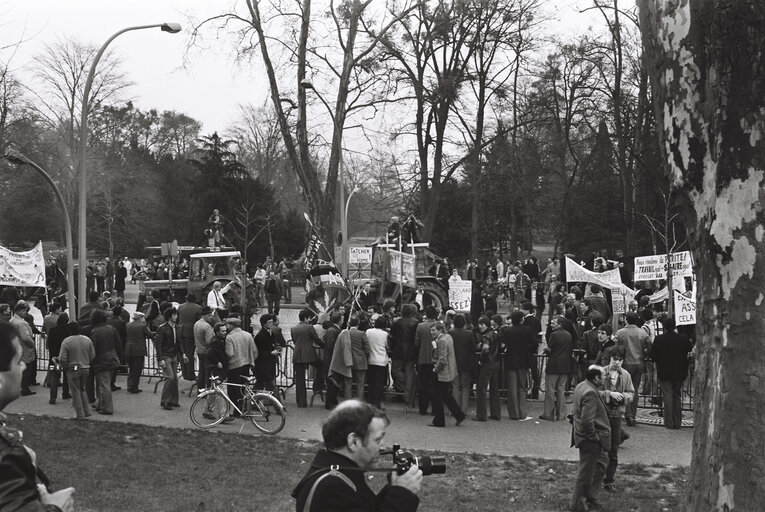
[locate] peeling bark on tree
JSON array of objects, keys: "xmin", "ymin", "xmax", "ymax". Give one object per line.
[{"xmin": 638, "ymin": 1, "xmax": 765, "ymax": 510}]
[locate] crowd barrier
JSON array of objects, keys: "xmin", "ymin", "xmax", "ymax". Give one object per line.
[{"xmin": 33, "ymin": 328, "xmax": 693, "ymax": 412}]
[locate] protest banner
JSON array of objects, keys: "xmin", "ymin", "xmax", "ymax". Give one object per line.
[
  {"xmin": 348, "ymin": 247, "xmax": 372, "ymax": 279},
  {"xmin": 0, "ymin": 241, "xmax": 46, "ymax": 287},
  {"xmin": 448, "ymin": 280, "xmax": 472, "ymax": 312},
  {"xmin": 611, "ymin": 294, "xmax": 626, "ymax": 315},
  {"xmin": 565, "ymin": 257, "xmax": 624, "ymax": 289},
  {"xmin": 674, "ymin": 290, "xmax": 696, "ymax": 325},
  {"xmin": 633, "ymin": 251, "xmax": 693, "ymax": 281},
  {"xmin": 388, "ymin": 250, "xmax": 416, "ymax": 286}
]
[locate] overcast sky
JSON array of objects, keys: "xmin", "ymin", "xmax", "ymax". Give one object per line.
[{"xmin": 2, "ymin": 0, "xmax": 629, "ymax": 133}]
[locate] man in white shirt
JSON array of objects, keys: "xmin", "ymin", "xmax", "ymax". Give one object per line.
[
  {"xmin": 207, "ymin": 280, "xmax": 235, "ymax": 321},
  {"xmin": 496, "ymin": 258, "xmax": 505, "ymax": 282}
]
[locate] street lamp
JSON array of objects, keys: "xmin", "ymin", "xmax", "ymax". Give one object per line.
[
  {"xmin": 299, "ymin": 79, "xmax": 350, "ymax": 278},
  {"xmin": 3, "ymin": 149, "xmax": 76, "ymax": 314},
  {"xmin": 78, "ymin": 23, "xmax": 181, "ymax": 317}
]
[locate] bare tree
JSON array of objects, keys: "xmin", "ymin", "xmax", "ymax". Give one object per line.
[
  {"xmin": 639, "ymin": 1, "xmax": 765, "ymax": 510},
  {"xmin": 191, "ymin": 0, "xmax": 419, "ymax": 251}
]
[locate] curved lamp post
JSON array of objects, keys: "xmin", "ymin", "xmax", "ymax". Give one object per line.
[
  {"xmin": 3, "ymin": 149, "xmax": 76, "ymax": 314},
  {"xmin": 78, "ymin": 22, "xmax": 181, "ymax": 317},
  {"xmin": 299, "ymin": 79, "xmax": 351, "ymax": 278}
]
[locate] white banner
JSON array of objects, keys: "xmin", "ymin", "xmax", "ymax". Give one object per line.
[
  {"xmin": 674, "ymin": 290, "xmax": 696, "ymax": 325},
  {"xmin": 634, "ymin": 251, "xmax": 693, "ymax": 281},
  {"xmin": 349, "ymin": 247, "xmax": 372, "ymax": 265},
  {"xmin": 565, "ymin": 257, "xmax": 624, "ymax": 289},
  {"xmin": 0, "ymin": 241, "xmax": 46, "ymax": 287},
  {"xmin": 448, "ymin": 280, "xmax": 472, "ymax": 312}
]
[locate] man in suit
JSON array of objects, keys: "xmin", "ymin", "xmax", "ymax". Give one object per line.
[
  {"xmin": 345, "ymin": 315, "xmax": 370, "ymax": 399},
  {"xmin": 178, "ymin": 293, "xmax": 202, "ymax": 381},
  {"xmin": 521, "ymin": 301, "xmax": 543, "ymax": 400},
  {"xmin": 429, "ymin": 258, "xmax": 450, "ymax": 291},
  {"xmin": 650, "ymin": 316, "xmax": 693, "ymax": 429},
  {"xmin": 291, "ymin": 308, "xmax": 323, "ymax": 407},
  {"xmin": 389, "ymin": 303, "xmax": 419, "ymax": 407},
  {"xmin": 322, "ymin": 311, "xmax": 343, "ymax": 410},
  {"xmin": 571, "ymin": 365, "xmax": 611, "ymax": 512},
  {"xmin": 414, "ymin": 305, "xmax": 438, "ymax": 415},
  {"xmin": 357, "ymin": 282, "xmax": 376, "ymax": 312},
  {"xmin": 502, "ymin": 310, "xmax": 536, "ymax": 420}
]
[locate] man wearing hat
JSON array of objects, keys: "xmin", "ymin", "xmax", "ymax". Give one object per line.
[
  {"xmin": 193, "ymin": 306, "xmax": 216, "ymax": 391},
  {"xmin": 224, "ymin": 316, "xmax": 257, "ymax": 417},
  {"xmin": 125, "ymin": 311, "xmax": 152, "ymax": 393}
]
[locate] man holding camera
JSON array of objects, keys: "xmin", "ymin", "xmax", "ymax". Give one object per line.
[{"xmin": 292, "ymin": 400, "xmax": 422, "ymax": 511}]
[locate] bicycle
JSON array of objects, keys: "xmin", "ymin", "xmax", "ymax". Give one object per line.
[{"xmin": 190, "ymin": 375, "xmax": 286, "ymax": 435}]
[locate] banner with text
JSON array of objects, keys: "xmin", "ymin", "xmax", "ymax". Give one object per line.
[
  {"xmin": 634, "ymin": 251, "xmax": 693, "ymax": 281},
  {"xmin": 448, "ymin": 280, "xmax": 472, "ymax": 312},
  {"xmin": 565, "ymin": 257, "xmax": 624, "ymax": 289},
  {"xmin": 348, "ymin": 247, "xmax": 373, "ymax": 279},
  {"xmin": 388, "ymin": 250, "xmax": 416, "ymax": 286},
  {"xmin": 674, "ymin": 290, "xmax": 696, "ymax": 325},
  {"xmin": 0, "ymin": 241, "xmax": 46, "ymax": 287}
]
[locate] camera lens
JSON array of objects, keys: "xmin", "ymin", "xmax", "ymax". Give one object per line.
[{"xmin": 416, "ymin": 455, "xmax": 446, "ymax": 476}]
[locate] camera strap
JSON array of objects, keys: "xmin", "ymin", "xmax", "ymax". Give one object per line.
[{"xmin": 302, "ymin": 466, "xmax": 357, "ymax": 512}]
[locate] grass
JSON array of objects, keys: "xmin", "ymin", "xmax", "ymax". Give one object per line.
[{"xmin": 9, "ymin": 413, "xmax": 688, "ymax": 512}]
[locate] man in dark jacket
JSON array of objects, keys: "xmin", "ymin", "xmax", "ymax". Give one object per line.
[
  {"xmin": 292, "ymin": 400, "xmax": 421, "ymax": 512},
  {"xmin": 650, "ymin": 316, "xmax": 693, "ymax": 429},
  {"xmin": 322, "ymin": 312, "xmax": 343, "ymax": 410},
  {"xmin": 521, "ymin": 302, "xmax": 543, "ymax": 399},
  {"xmin": 571, "ymin": 365, "xmax": 611, "ymax": 512},
  {"xmin": 154, "ymin": 308, "xmax": 187, "ymax": 411},
  {"xmin": 89, "ymin": 310, "xmax": 121, "ymax": 415},
  {"xmin": 449, "ymin": 314, "xmax": 476, "ymax": 414},
  {"xmin": 413, "ymin": 306, "xmax": 438, "ymax": 415},
  {"xmin": 389, "ymin": 303, "xmax": 419, "ymax": 407},
  {"xmin": 178, "ymin": 293, "xmax": 202, "ymax": 381},
  {"xmin": 291, "ymin": 309, "xmax": 323, "ymax": 408},
  {"xmin": 253, "ymin": 314, "xmax": 281, "ymax": 392},
  {"xmin": 541, "ymin": 316, "xmax": 573, "ymax": 421},
  {"xmin": 0, "ymin": 321, "xmax": 75, "ymax": 511},
  {"xmin": 502, "ymin": 311, "xmax": 536, "ymax": 420}
]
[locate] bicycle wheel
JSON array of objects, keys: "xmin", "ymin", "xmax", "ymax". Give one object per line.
[
  {"xmin": 248, "ymin": 392, "xmax": 286, "ymax": 434},
  {"xmin": 190, "ymin": 390, "xmax": 229, "ymax": 428}
]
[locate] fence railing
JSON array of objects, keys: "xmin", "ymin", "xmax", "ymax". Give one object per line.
[{"xmin": 34, "ymin": 328, "xmax": 693, "ymax": 411}]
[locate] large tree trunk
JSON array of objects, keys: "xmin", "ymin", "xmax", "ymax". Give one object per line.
[{"xmin": 639, "ymin": 1, "xmax": 765, "ymax": 510}]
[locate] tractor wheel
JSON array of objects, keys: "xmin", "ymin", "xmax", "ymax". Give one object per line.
[{"xmin": 420, "ymin": 280, "xmax": 448, "ymax": 312}]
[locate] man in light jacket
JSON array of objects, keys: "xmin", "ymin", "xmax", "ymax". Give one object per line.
[{"xmin": 571, "ymin": 365, "xmax": 611, "ymax": 512}]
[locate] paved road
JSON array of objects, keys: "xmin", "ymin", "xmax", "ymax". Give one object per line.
[{"xmin": 7, "ymin": 376, "xmax": 693, "ymax": 467}]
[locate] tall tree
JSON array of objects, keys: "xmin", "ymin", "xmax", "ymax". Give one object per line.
[{"xmin": 639, "ymin": 1, "xmax": 765, "ymax": 510}]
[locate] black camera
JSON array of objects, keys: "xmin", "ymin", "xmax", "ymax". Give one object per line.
[{"xmin": 391, "ymin": 444, "xmax": 446, "ymax": 476}]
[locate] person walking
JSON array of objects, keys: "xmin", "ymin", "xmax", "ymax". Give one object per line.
[
  {"xmin": 58, "ymin": 321, "xmax": 95, "ymax": 420},
  {"xmin": 599, "ymin": 346, "xmax": 635, "ymax": 492},
  {"xmin": 570, "ymin": 365, "xmax": 611, "ymax": 512},
  {"xmin": 650, "ymin": 316, "xmax": 693, "ymax": 429},
  {"xmin": 541, "ymin": 316, "xmax": 573, "ymax": 421},
  {"xmin": 125, "ymin": 312, "xmax": 151, "ymax": 393},
  {"xmin": 46, "ymin": 313, "xmax": 72, "ymax": 404},
  {"xmin": 473, "ymin": 316, "xmax": 501, "ymax": 422},
  {"xmin": 429, "ymin": 322, "xmax": 466, "ymax": 427}
]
